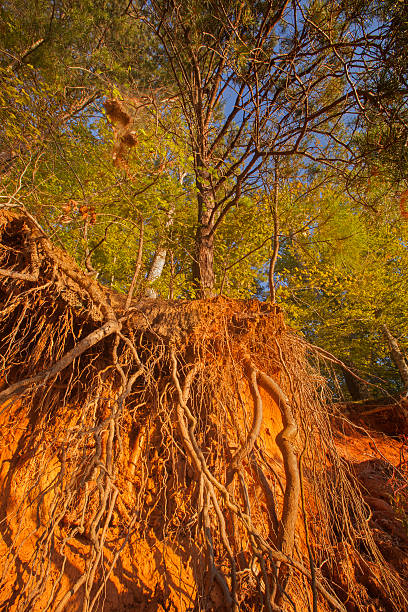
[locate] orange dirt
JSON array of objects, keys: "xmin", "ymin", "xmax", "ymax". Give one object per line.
[
  {"xmin": 1, "ymin": 393, "xmax": 407, "ymax": 610},
  {"xmin": 1, "ymin": 211, "xmax": 407, "ymax": 611}
]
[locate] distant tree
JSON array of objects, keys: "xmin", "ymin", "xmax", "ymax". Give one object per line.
[
  {"xmin": 0, "ymin": 0, "xmax": 163, "ymax": 179},
  {"xmin": 276, "ymin": 181, "xmax": 408, "ymax": 396},
  {"xmin": 351, "ymin": 0, "xmax": 408, "ymax": 185}
]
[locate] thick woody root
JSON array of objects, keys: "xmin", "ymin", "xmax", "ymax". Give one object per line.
[{"xmin": 0, "ymin": 211, "xmax": 406, "ymax": 611}]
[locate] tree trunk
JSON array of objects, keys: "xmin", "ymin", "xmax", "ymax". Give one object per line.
[
  {"xmin": 268, "ymin": 164, "xmax": 279, "ymax": 303},
  {"xmin": 193, "ymin": 224, "xmax": 215, "ymax": 297},
  {"xmin": 145, "ymin": 204, "xmax": 175, "ymax": 299},
  {"xmin": 342, "ymin": 365, "xmax": 363, "ymax": 401},
  {"xmin": 382, "ymin": 324, "xmax": 408, "ymax": 397},
  {"xmin": 192, "ymin": 170, "xmax": 216, "ymax": 297},
  {"xmin": 145, "ymin": 248, "xmax": 167, "ymax": 298}
]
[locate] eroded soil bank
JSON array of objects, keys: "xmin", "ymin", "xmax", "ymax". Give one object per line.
[{"xmin": 0, "ymin": 212, "xmax": 407, "ymax": 611}]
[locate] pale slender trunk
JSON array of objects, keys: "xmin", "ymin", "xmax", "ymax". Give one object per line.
[
  {"xmin": 144, "ymin": 247, "xmax": 167, "ymax": 298},
  {"xmin": 110, "ymin": 255, "xmax": 116, "ymax": 285},
  {"xmin": 145, "ymin": 204, "xmax": 175, "ymax": 298}
]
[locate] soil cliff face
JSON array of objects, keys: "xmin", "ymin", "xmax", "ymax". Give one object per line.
[{"xmin": 0, "ymin": 212, "xmax": 407, "ymax": 611}]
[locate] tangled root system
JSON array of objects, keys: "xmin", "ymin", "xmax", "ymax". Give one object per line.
[{"xmin": 0, "ymin": 212, "xmax": 406, "ymax": 611}]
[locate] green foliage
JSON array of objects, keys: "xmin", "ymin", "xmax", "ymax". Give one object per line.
[
  {"xmin": 275, "ymin": 182, "xmax": 408, "ymax": 392},
  {"xmin": 0, "ymin": 0, "xmax": 157, "ymax": 87}
]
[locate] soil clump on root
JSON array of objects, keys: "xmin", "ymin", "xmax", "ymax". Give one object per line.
[{"xmin": 0, "ymin": 211, "xmax": 407, "ymax": 611}]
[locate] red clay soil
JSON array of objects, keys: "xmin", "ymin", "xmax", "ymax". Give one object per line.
[
  {"xmin": 1, "ymin": 211, "xmax": 407, "ymax": 611},
  {"xmin": 333, "ymin": 406, "xmax": 408, "ymax": 605},
  {"xmin": 1, "ymin": 393, "xmax": 407, "ymax": 611}
]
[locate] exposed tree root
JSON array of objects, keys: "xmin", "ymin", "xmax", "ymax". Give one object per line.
[
  {"xmin": 256, "ymin": 369, "xmax": 299, "ymax": 559},
  {"xmin": 0, "ymin": 211, "xmax": 407, "ymax": 611},
  {"xmin": 0, "ymin": 320, "xmax": 119, "ymax": 403}
]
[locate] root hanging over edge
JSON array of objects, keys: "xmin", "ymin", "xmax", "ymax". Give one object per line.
[{"xmin": 0, "ymin": 210, "xmax": 406, "ymax": 612}]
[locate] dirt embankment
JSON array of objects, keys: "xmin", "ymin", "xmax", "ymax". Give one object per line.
[
  {"xmin": 334, "ymin": 404, "xmax": 408, "ymax": 601},
  {"xmin": 0, "ymin": 211, "xmax": 407, "ymax": 611}
]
